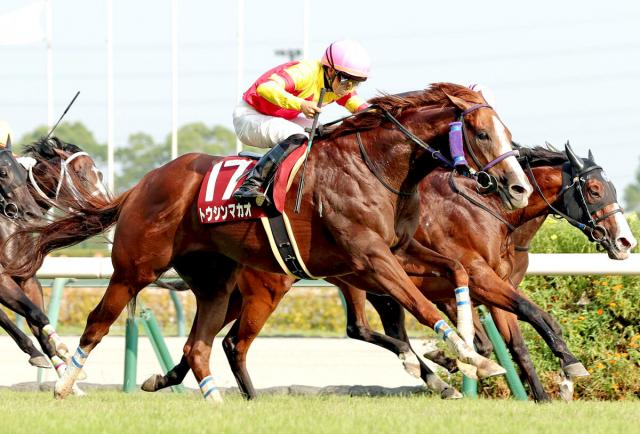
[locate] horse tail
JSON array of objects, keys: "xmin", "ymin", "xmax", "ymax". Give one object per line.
[{"xmin": 2, "ymin": 189, "xmax": 133, "ymax": 278}]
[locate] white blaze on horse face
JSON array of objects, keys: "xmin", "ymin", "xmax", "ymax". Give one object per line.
[
  {"xmin": 490, "ymin": 115, "xmax": 532, "ymax": 195},
  {"xmin": 612, "ymin": 204, "xmax": 637, "ymax": 252}
]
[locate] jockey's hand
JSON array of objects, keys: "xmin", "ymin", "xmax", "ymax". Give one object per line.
[{"xmin": 301, "ymin": 100, "xmax": 322, "ymax": 119}]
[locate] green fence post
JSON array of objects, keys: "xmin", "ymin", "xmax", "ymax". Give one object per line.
[
  {"xmin": 15, "ymin": 314, "xmax": 25, "ymax": 331},
  {"xmin": 462, "ymin": 348, "xmax": 478, "ymax": 398},
  {"xmin": 38, "ymin": 277, "xmax": 72, "ymax": 384},
  {"xmin": 123, "ymin": 317, "xmax": 139, "ymax": 392},
  {"xmin": 479, "ymin": 307, "xmax": 528, "ymax": 401},
  {"xmin": 139, "ymin": 307, "xmax": 185, "ymax": 393},
  {"xmin": 168, "ymin": 291, "xmax": 186, "ymax": 337}
]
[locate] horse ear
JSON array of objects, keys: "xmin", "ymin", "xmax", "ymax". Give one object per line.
[
  {"xmin": 5, "ymin": 135, "xmax": 12, "ymax": 152},
  {"xmin": 588, "ymin": 149, "xmax": 594, "ymax": 161},
  {"xmin": 443, "ymin": 92, "xmax": 471, "ymax": 111},
  {"xmin": 565, "ymin": 141, "xmax": 584, "ymax": 172}
]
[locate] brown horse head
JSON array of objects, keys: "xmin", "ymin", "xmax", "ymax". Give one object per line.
[
  {"xmin": 517, "ymin": 143, "xmax": 636, "ymax": 260},
  {"xmin": 561, "ymin": 143, "xmax": 636, "ymax": 259},
  {"xmin": 442, "ymin": 87, "xmax": 532, "ymax": 209},
  {"xmin": 23, "ymin": 136, "xmax": 112, "ymax": 209},
  {"xmin": 335, "ymin": 83, "xmax": 531, "ymax": 210}
]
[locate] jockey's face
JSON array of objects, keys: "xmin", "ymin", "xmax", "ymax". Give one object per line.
[{"xmin": 329, "ymin": 68, "xmax": 362, "ymax": 98}]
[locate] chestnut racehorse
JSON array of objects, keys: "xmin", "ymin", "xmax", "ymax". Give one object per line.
[
  {"xmin": 141, "ymin": 144, "xmax": 634, "ymax": 401},
  {"xmin": 4, "ymin": 83, "xmax": 533, "ymax": 400}
]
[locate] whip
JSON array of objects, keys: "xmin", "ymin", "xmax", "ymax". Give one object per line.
[{"xmin": 294, "ymin": 88, "xmax": 326, "ymax": 214}]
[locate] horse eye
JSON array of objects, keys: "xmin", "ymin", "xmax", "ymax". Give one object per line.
[
  {"xmin": 476, "ymin": 131, "xmax": 490, "ymax": 140},
  {"xmin": 0, "ymin": 169, "xmax": 8, "ymax": 178}
]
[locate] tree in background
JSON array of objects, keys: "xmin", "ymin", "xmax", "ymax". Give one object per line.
[
  {"xmin": 18, "ymin": 121, "xmax": 106, "ymax": 165},
  {"xmin": 115, "ymin": 122, "xmax": 236, "ymax": 193}
]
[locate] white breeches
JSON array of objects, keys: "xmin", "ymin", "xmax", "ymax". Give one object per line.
[{"xmin": 232, "ymin": 100, "xmax": 313, "ymax": 149}]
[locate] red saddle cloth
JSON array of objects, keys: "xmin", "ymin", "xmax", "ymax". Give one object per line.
[{"xmin": 197, "ymin": 146, "xmax": 307, "ymax": 224}]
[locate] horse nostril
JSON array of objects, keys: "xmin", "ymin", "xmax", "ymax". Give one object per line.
[
  {"xmin": 510, "ymin": 184, "xmax": 527, "ymax": 196},
  {"xmin": 617, "ymin": 237, "xmax": 633, "ymax": 250}
]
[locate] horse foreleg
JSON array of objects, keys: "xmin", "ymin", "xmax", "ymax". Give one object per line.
[
  {"xmin": 0, "ymin": 273, "xmax": 67, "ymax": 360},
  {"xmin": 55, "ymin": 274, "xmax": 145, "ymax": 399},
  {"xmin": 488, "ymin": 306, "xmax": 550, "ymax": 402},
  {"xmin": 469, "ymin": 267, "xmax": 588, "ymax": 379},
  {"xmin": 396, "ymin": 240, "xmax": 475, "ymax": 353},
  {"xmin": 338, "ymin": 240, "xmax": 505, "ymax": 380},
  {"xmin": 357, "ymin": 288, "xmax": 462, "ymax": 399},
  {"xmin": 0, "ymin": 308, "xmax": 49, "ymax": 368}
]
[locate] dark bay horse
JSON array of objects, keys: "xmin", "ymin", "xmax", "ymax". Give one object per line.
[
  {"xmin": 0, "ymin": 137, "xmax": 110, "ymax": 388},
  {"xmin": 142, "ymin": 144, "xmax": 634, "ymax": 402},
  {"xmin": 3, "ymin": 83, "xmax": 533, "ymax": 400}
]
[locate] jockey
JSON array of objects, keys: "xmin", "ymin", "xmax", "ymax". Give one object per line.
[{"xmin": 233, "ymin": 39, "xmax": 371, "ymax": 204}]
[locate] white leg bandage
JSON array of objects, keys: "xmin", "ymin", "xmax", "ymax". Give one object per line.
[
  {"xmin": 199, "ymin": 375, "xmax": 223, "ymax": 403},
  {"xmin": 454, "ymin": 286, "xmax": 474, "ymax": 347}
]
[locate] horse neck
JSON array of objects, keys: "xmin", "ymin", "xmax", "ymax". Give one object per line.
[
  {"xmin": 516, "ymin": 165, "xmax": 564, "ymax": 224},
  {"xmin": 357, "ymin": 108, "xmax": 455, "ymax": 192}
]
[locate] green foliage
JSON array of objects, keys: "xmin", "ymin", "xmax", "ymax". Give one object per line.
[
  {"xmin": 18, "ymin": 121, "xmax": 106, "ymax": 164},
  {"xmin": 114, "ymin": 122, "xmax": 236, "ymax": 193}
]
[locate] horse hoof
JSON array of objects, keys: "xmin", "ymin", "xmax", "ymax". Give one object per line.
[
  {"xmin": 54, "ymin": 380, "xmax": 73, "ymax": 400},
  {"xmin": 441, "ymin": 387, "xmax": 463, "ymax": 400},
  {"xmin": 29, "ymin": 355, "xmax": 51, "ymax": 369},
  {"xmin": 563, "ymin": 362, "xmax": 590, "ymax": 378},
  {"xmin": 400, "ymin": 352, "xmax": 421, "ymax": 378},
  {"xmin": 76, "ymin": 369, "xmax": 87, "ymax": 381},
  {"xmin": 141, "ymin": 374, "xmax": 163, "ymax": 392},
  {"xmin": 455, "ymin": 360, "xmax": 478, "ymax": 380},
  {"xmin": 476, "ymin": 357, "xmax": 506, "ymax": 379}
]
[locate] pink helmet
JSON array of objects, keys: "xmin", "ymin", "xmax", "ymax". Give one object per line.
[{"xmin": 321, "ymin": 40, "xmax": 371, "ymax": 79}]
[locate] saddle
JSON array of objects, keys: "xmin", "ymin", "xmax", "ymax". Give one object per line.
[{"xmin": 197, "ymin": 146, "xmax": 318, "ymax": 279}]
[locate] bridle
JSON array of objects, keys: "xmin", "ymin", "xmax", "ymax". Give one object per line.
[
  {"xmin": 26, "ymin": 151, "xmax": 97, "ymax": 209},
  {"xmin": 353, "ymin": 103, "xmax": 518, "ymax": 196},
  {"xmin": 0, "ymin": 150, "xmax": 31, "ymax": 220},
  {"xmin": 524, "ymin": 158, "xmax": 622, "ymax": 249}
]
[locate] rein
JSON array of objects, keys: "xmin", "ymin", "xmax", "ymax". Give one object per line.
[
  {"xmin": 523, "ymin": 158, "xmax": 621, "ymax": 246},
  {"xmin": 352, "ymin": 103, "xmax": 513, "ymax": 197},
  {"xmin": 448, "ymin": 170, "xmax": 517, "ymax": 232}
]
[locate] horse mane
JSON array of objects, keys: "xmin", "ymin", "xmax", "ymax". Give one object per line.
[
  {"xmin": 514, "ymin": 142, "xmax": 567, "ymax": 167},
  {"xmin": 22, "ymin": 136, "xmax": 83, "ymax": 160},
  {"xmin": 327, "ymin": 83, "xmax": 485, "ymax": 139}
]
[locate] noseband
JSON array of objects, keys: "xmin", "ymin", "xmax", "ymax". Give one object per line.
[
  {"xmin": 0, "ymin": 152, "xmax": 29, "ymax": 220},
  {"xmin": 458, "ymin": 104, "xmax": 519, "ymax": 194},
  {"xmin": 524, "ymin": 159, "xmax": 622, "ymax": 249}
]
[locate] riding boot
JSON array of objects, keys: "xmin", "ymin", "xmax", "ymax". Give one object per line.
[{"xmin": 233, "ymin": 134, "xmax": 307, "ymax": 205}]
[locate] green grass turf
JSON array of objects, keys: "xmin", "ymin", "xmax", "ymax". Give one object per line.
[{"xmin": 0, "ymin": 390, "xmax": 637, "ymax": 434}]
